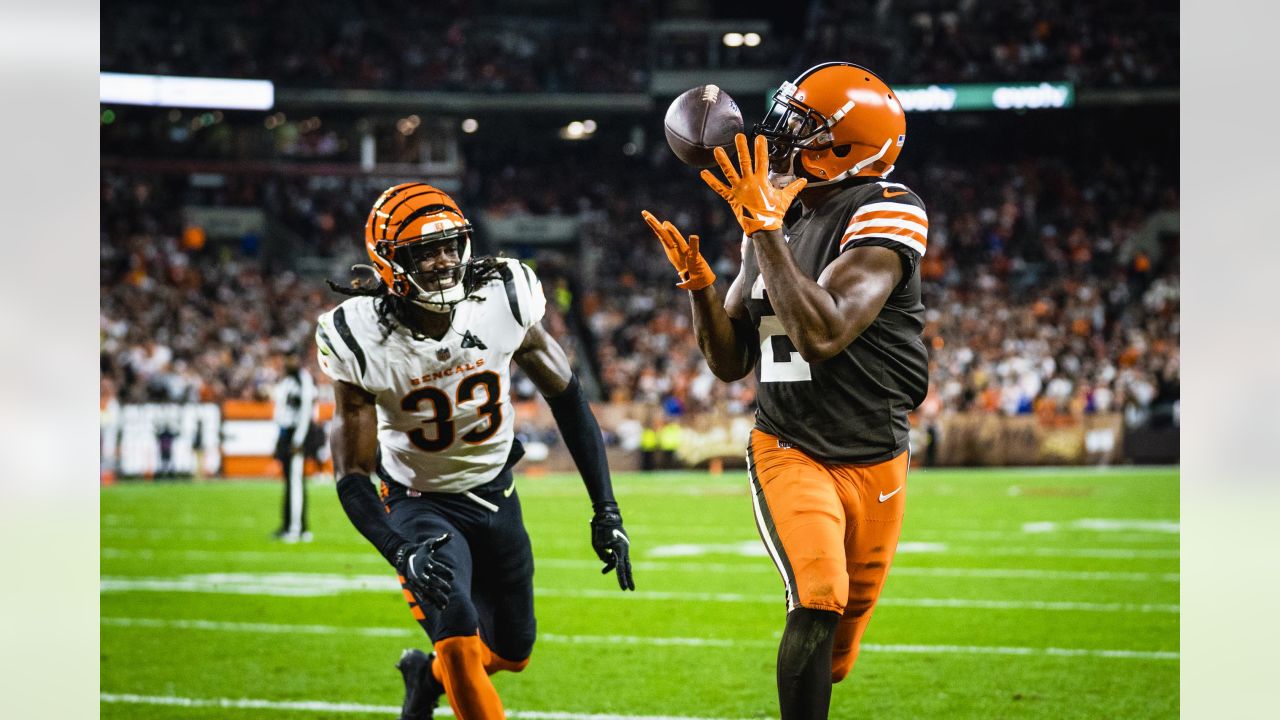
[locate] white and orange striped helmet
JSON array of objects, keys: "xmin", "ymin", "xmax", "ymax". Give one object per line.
[{"xmin": 364, "ymin": 183, "xmax": 474, "ymax": 312}]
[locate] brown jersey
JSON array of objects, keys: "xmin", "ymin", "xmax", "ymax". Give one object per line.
[{"xmin": 740, "ymin": 177, "xmax": 929, "ymax": 464}]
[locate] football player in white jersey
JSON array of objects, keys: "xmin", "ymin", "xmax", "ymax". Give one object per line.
[{"xmin": 316, "ymin": 183, "xmax": 634, "ymax": 720}]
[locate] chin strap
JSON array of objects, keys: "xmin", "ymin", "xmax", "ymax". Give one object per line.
[
  {"xmin": 799, "ymin": 138, "xmax": 894, "ymax": 187},
  {"xmin": 409, "ymin": 296, "xmax": 457, "ymax": 314}
]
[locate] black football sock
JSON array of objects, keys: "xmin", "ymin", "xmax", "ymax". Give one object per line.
[{"xmin": 777, "ymin": 607, "xmax": 840, "ymax": 720}]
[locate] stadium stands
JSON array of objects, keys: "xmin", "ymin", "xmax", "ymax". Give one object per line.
[
  {"xmin": 102, "ymin": 0, "xmax": 1176, "ymax": 90},
  {"xmin": 100, "ymin": 144, "xmax": 1178, "ymax": 427},
  {"xmin": 99, "ymin": 3, "xmax": 1179, "ymax": 469}
]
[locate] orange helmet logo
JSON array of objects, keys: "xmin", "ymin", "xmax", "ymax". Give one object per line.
[
  {"xmin": 363, "ymin": 183, "xmax": 474, "ymax": 306},
  {"xmin": 755, "ymin": 62, "xmax": 906, "ymax": 184}
]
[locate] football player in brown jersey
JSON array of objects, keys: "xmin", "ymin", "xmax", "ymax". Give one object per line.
[{"xmin": 643, "ymin": 62, "xmax": 928, "ymax": 719}]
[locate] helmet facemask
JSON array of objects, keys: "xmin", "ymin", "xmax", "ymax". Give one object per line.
[
  {"xmin": 755, "ymin": 74, "xmax": 896, "ymax": 186},
  {"xmin": 380, "ymin": 221, "xmax": 474, "ymax": 313},
  {"xmin": 756, "ymin": 81, "xmax": 847, "ymax": 183}
]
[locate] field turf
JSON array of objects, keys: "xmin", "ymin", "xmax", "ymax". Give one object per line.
[{"xmin": 101, "ymin": 466, "xmax": 1178, "ymax": 718}]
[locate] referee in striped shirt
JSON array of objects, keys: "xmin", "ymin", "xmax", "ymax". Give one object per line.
[{"xmin": 273, "ymin": 350, "xmax": 316, "ymax": 542}]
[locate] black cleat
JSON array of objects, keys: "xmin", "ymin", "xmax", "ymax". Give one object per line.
[{"xmin": 396, "ymin": 648, "xmax": 444, "ymax": 720}]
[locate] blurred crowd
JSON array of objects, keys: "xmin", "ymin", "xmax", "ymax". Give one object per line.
[
  {"xmin": 102, "ymin": 0, "xmax": 650, "ymax": 93},
  {"xmin": 100, "ymin": 130, "xmax": 1179, "ymax": 428},
  {"xmin": 804, "ymin": 0, "xmax": 1177, "ymax": 88},
  {"xmin": 103, "ymin": 0, "xmax": 1177, "ymax": 90}
]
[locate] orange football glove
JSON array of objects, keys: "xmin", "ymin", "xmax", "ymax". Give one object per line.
[
  {"xmin": 641, "ymin": 210, "xmax": 717, "ymax": 291},
  {"xmin": 700, "ymin": 133, "xmax": 807, "ymax": 235}
]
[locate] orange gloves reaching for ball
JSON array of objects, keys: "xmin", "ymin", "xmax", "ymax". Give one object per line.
[
  {"xmin": 644, "ymin": 134, "xmax": 807, "ymax": 290},
  {"xmin": 701, "ymin": 133, "xmax": 807, "ymax": 235},
  {"xmin": 641, "ymin": 210, "xmax": 717, "ymax": 291}
]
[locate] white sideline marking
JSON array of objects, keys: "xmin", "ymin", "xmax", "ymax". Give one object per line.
[
  {"xmin": 536, "ymin": 588, "xmax": 1180, "ymax": 613},
  {"xmin": 98, "ymin": 574, "xmax": 1177, "ymax": 612},
  {"xmin": 971, "ymin": 546, "xmax": 1178, "ymax": 559},
  {"xmin": 98, "ymin": 693, "xmax": 748, "ymax": 719},
  {"xmin": 102, "ymin": 617, "xmax": 412, "ymax": 638},
  {"xmin": 647, "ymin": 541, "xmax": 947, "ymax": 558},
  {"xmin": 1023, "ymin": 519, "xmax": 1180, "ymax": 534},
  {"xmin": 877, "ymin": 598, "xmax": 1179, "ymax": 613},
  {"xmin": 102, "ymin": 547, "xmax": 378, "ymax": 563},
  {"xmin": 102, "ymin": 544, "xmax": 1179, "ymax": 567},
  {"xmin": 860, "ymin": 644, "xmax": 1179, "ymax": 660},
  {"xmin": 912, "ymin": 530, "xmax": 1180, "ymax": 546},
  {"xmin": 549, "ymin": 559, "xmax": 1176, "ymax": 581},
  {"xmin": 889, "ymin": 567, "xmax": 1178, "ymax": 582},
  {"xmin": 100, "ymin": 693, "xmax": 401, "ymax": 715},
  {"xmin": 100, "ymin": 617, "xmax": 1178, "ymax": 660}
]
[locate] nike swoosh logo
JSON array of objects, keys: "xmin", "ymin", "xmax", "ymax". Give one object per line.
[
  {"xmin": 612, "ymin": 529, "xmax": 630, "ymax": 546},
  {"xmin": 878, "ymin": 487, "xmax": 902, "ymax": 502},
  {"xmin": 882, "ymin": 189, "xmax": 909, "ymax": 198},
  {"xmin": 503, "ymin": 480, "xmax": 516, "ymax": 498}
]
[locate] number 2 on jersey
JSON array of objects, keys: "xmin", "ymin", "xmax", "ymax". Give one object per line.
[
  {"xmin": 752, "ymin": 274, "xmax": 812, "ymax": 382},
  {"xmin": 758, "ymin": 315, "xmax": 812, "ymax": 382},
  {"xmin": 400, "ymin": 371, "xmax": 503, "ymax": 452}
]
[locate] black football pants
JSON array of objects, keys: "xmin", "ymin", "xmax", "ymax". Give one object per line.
[{"xmin": 382, "ymin": 468, "xmax": 536, "ymax": 663}]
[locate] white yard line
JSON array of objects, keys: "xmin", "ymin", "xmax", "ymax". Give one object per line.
[
  {"xmin": 98, "ymin": 576, "xmax": 1177, "ymax": 613},
  {"xmin": 536, "ymin": 588, "xmax": 1179, "ymax": 613},
  {"xmin": 97, "ymin": 693, "xmax": 753, "ymax": 719},
  {"xmin": 102, "ymin": 547, "xmax": 1179, "ymax": 574},
  {"xmin": 887, "ymin": 567, "xmax": 1178, "ymax": 582},
  {"xmin": 99, "ymin": 617, "xmax": 1178, "ymax": 660},
  {"xmin": 910, "ymin": 530, "xmax": 1179, "ymax": 545}
]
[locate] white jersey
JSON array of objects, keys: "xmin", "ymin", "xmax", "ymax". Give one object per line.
[{"xmin": 315, "ymin": 258, "xmax": 546, "ymax": 493}]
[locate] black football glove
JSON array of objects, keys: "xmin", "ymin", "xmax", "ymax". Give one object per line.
[
  {"xmin": 393, "ymin": 533, "xmax": 455, "ymax": 610},
  {"xmin": 590, "ymin": 503, "xmax": 635, "ymax": 591}
]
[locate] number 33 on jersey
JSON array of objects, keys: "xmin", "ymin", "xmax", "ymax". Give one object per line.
[{"xmin": 314, "ymin": 258, "xmax": 546, "ymax": 494}]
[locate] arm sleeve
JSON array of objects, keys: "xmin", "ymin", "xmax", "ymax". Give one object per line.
[
  {"xmin": 544, "ymin": 375, "xmax": 616, "ymax": 510},
  {"xmin": 336, "ymin": 473, "xmax": 409, "ymax": 566}
]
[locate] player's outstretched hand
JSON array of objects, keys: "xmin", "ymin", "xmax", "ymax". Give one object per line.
[
  {"xmin": 699, "ymin": 133, "xmax": 806, "ymax": 235},
  {"xmin": 641, "ymin": 210, "xmax": 716, "ymax": 291},
  {"xmin": 394, "ymin": 533, "xmax": 455, "ymax": 610},
  {"xmin": 590, "ymin": 504, "xmax": 635, "ymax": 591}
]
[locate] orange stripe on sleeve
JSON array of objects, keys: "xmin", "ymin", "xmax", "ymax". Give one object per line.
[
  {"xmin": 841, "ymin": 225, "xmax": 928, "ymax": 248},
  {"xmin": 848, "ymin": 210, "xmax": 929, "ymax": 228}
]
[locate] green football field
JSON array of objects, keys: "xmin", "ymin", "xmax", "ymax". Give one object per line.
[{"xmin": 101, "ymin": 466, "xmax": 1178, "ymax": 719}]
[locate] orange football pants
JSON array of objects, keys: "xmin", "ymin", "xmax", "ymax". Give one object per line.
[{"xmin": 747, "ymin": 429, "xmax": 909, "ymax": 682}]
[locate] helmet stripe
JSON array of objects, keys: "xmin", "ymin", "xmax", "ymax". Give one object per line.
[
  {"xmin": 392, "ymin": 204, "xmax": 468, "ymax": 241},
  {"xmin": 375, "ymin": 188, "xmax": 438, "ymax": 242}
]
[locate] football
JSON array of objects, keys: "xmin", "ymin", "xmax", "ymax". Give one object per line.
[{"xmin": 663, "ymin": 84, "xmax": 744, "ymax": 168}]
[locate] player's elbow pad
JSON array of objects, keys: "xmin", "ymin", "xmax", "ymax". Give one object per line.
[{"xmin": 336, "ymin": 473, "xmax": 406, "ymax": 566}]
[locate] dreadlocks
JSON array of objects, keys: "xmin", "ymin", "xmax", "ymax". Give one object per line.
[{"xmin": 326, "ymin": 257, "xmax": 509, "ymax": 342}]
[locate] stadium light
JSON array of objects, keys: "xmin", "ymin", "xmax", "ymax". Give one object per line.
[
  {"xmin": 100, "ymin": 72, "xmax": 274, "ymax": 110},
  {"xmin": 722, "ymin": 32, "xmax": 744, "ymax": 48},
  {"xmin": 559, "ymin": 120, "xmax": 597, "ymax": 141},
  {"xmin": 743, "ymin": 32, "xmax": 761, "ymax": 47}
]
